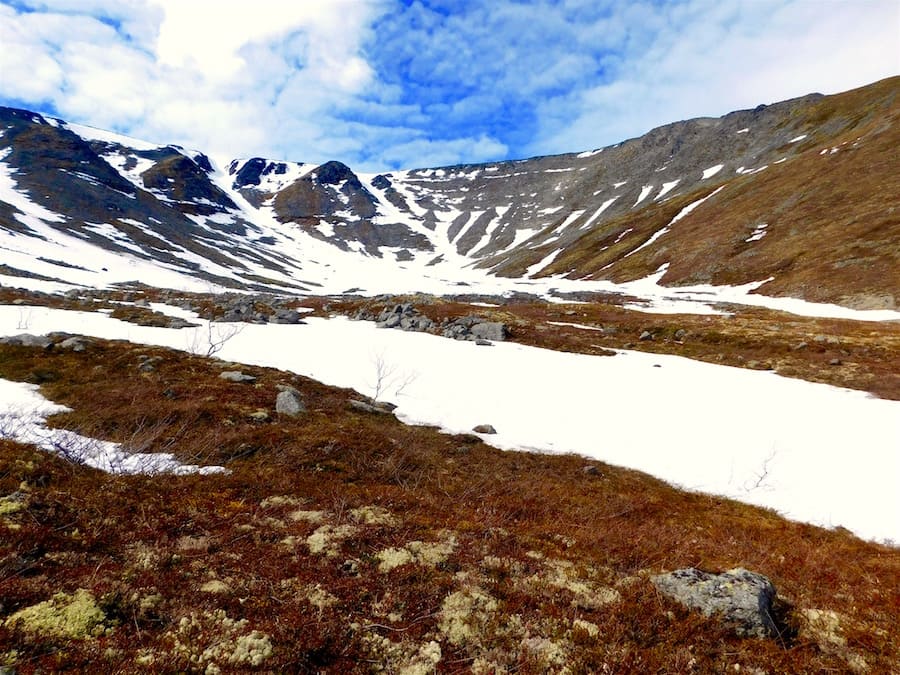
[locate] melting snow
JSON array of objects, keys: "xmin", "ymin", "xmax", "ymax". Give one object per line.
[
  {"xmin": 655, "ymin": 180, "xmax": 680, "ymax": 200},
  {"xmin": 0, "ymin": 307, "xmax": 896, "ymax": 543},
  {"xmin": 582, "ymin": 198, "xmax": 618, "ymax": 229},
  {"xmin": 634, "ymin": 185, "xmax": 654, "ymax": 207},
  {"xmin": 745, "ymin": 223, "xmax": 768, "ymax": 242},
  {"xmin": 622, "ymin": 186, "xmax": 726, "ymax": 260},
  {"xmin": 526, "ymin": 248, "xmax": 564, "ymax": 277},
  {"xmin": 789, "ymin": 134, "xmax": 808, "ymax": 143},
  {"xmin": 702, "ymin": 164, "xmax": 724, "ymax": 179},
  {"xmin": 0, "ymin": 377, "xmax": 225, "ymax": 475},
  {"xmin": 576, "ymin": 149, "xmax": 603, "ymax": 158}
]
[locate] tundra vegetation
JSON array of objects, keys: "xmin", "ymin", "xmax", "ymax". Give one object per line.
[{"xmin": 0, "ymin": 286, "xmax": 897, "ymax": 672}]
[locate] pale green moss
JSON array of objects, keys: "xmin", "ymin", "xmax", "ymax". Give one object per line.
[
  {"xmin": 799, "ymin": 609, "xmax": 869, "ymax": 673},
  {"xmin": 288, "ymin": 509, "xmax": 327, "ymax": 524},
  {"xmin": 306, "ymin": 524, "xmax": 358, "ymax": 556},
  {"xmin": 438, "ymin": 587, "xmax": 499, "ymax": 648},
  {"xmin": 0, "ymin": 496, "xmax": 25, "ymax": 517},
  {"xmin": 358, "ymin": 629, "xmax": 441, "ymax": 674},
  {"xmin": 523, "ymin": 558, "xmax": 621, "ymax": 610},
  {"xmin": 200, "ymin": 580, "xmax": 231, "ymax": 594},
  {"xmin": 572, "ymin": 618, "xmax": 600, "ymax": 637},
  {"xmin": 375, "ymin": 533, "xmax": 457, "ymax": 572},
  {"xmin": 3, "ymin": 589, "xmax": 108, "ymax": 639},
  {"xmin": 522, "ymin": 635, "xmax": 570, "ymax": 668},
  {"xmin": 376, "ymin": 547, "xmax": 415, "ymax": 572},
  {"xmin": 303, "ymin": 584, "xmax": 338, "ymax": 611},
  {"xmin": 167, "ymin": 609, "xmax": 273, "ymax": 673},
  {"xmin": 350, "ymin": 505, "xmax": 399, "ymax": 526},
  {"xmin": 260, "ymin": 495, "xmax": 303, "ymax": 508}
]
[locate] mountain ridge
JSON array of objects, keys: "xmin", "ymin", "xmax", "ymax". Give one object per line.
[{"xmin": 1, "ymin": 76, "xmax": 898, "ymax": 307}]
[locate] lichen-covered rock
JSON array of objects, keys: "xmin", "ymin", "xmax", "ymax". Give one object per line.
[{"xmin": 652, "ymin": 567, "xmax": 778, "ymax": 638}]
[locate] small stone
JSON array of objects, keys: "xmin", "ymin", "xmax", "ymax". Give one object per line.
[
  {"xmin": 219, "ymin": 371, "xmax": 257, "ymax": 383},
  {"xmin": 639, "ymin": 331, "xmax": 653, "ymax": 341},
  {"xmin": 348, "ymin": 400, "xmax": 390, "ymax": 414},
  {"xmin": 674, "ymin": 329, "xmax": 687, "ymax": 341},
  {"xmin": 828, "ymin": 358, "xmax": 842, "ymax": 366},
  {"xmin": 248, "ymin": 410, "xmax": 270, "ymax": 422},
  {"xmin": 475, "ymin": 339, "xmax": 493, "ymax": 346},
  {"xmin": 582, "ymin": 465, "xmax": 601, "ymax": 476},
  {"xmin": 472, "ymin": 424, "xmax": 497, "ymax": 434}
]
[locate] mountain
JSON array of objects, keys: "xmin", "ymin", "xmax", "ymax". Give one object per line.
[{"xmin": 0, "ymin": 76, "xmax": 898, "ymax": 307}]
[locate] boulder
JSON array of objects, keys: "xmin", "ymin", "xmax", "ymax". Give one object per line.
[
  {"xmin": 472, "ymin": 424, "xmax": 497, "ymax": 434},
  {"xmin": 57, "ymin": 336, "xmax": 91, "ymax": 352},
  {"xmin": 470, "ymin": 322, "xmax": 508, "ymax": 342},
  {"xmin": 276, "ymin": 388, "xmax": 305, "ymax": 416},
  {"xmin": 0, "ymin": 334, "xmax": 53, "ymax": 349},
  {"xmin": 651, "ymin": 567, "xmax": 779, "ymax": 638},
  {"xmin": 271, "ymin": 309, "xmax": 305, "ymax": 324}
]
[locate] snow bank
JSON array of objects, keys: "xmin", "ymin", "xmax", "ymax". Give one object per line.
[{"xmin": 0, "ymin": 305, "xmax": 897, "ymax": 544}]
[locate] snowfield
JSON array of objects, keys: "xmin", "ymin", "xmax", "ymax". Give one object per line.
[{"xmin": 0, "ymin": 304, "xmax": 897, "ymax": 545}]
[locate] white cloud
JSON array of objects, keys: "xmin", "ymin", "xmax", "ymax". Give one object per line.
[
  {"xmin": 0, "ymin": 0, "xmax": 897, "ymax": 171},
  {"xmin": 527, "ymin": 0, "xmax": 900, "ymax": 155}
]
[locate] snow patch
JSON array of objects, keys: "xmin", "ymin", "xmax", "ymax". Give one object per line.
[
  {"xmin": 745, "ymin": 223, "xmax": 768, "ymax": 243},
  {"xmin": 0, "ymin": 377, "xmax": 225, "ymax": 475},
  {"xmin": 634, "ymin": 185, "xmax": 653, "ymax": 207},
  {"xmin": 655, "ymin": 180, "xmax": 680, "ymax": 200},
  {"xmin": 702, "ymin": 164, "xmax": 724, "ymax": 179}
]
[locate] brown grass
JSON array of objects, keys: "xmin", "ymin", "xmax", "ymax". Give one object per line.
[{"xmin": 0, "ymin": 335, "xmax": 897, "ymax": 672}]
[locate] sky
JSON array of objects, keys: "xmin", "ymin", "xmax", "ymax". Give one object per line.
[{"xmin": 0, "ymin": 0, "xmax": 898, "ymax": 172}]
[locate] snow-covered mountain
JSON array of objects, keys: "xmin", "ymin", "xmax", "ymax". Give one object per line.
[{"xmin": 1, "ymin": 76, "xmax": 898, "ymax": 307}]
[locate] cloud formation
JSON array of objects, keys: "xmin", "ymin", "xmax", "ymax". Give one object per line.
[{"xmin": 1, "ymin": 0, "xmax": 897, "ymax": 171}]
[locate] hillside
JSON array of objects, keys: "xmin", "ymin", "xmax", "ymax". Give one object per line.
[{"xmin": 0, "ymin": 76, "xmax": 899, "ymax": 673}]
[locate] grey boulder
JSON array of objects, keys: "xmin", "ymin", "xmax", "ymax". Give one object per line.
[
  {"xmin": 652, "ymin": 567, "xmax": 780, "ymax": 638},
  {"xmin": 276, "ymin": 388, "xmax": 306, "ymax": 416}
]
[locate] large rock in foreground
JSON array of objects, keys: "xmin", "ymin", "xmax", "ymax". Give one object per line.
[{"xmin": 652, "ymin": 567, "xmax": 779, "ymax": 638}]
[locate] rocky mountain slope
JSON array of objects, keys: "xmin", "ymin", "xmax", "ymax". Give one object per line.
[{"xmin": 1, "ymin": 76, "xmax": 898, "ymax": 306}]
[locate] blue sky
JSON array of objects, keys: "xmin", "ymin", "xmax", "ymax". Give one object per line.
[{"xmin": 1, "ymin": 0, "xmax": 898, "ymax": 171}]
